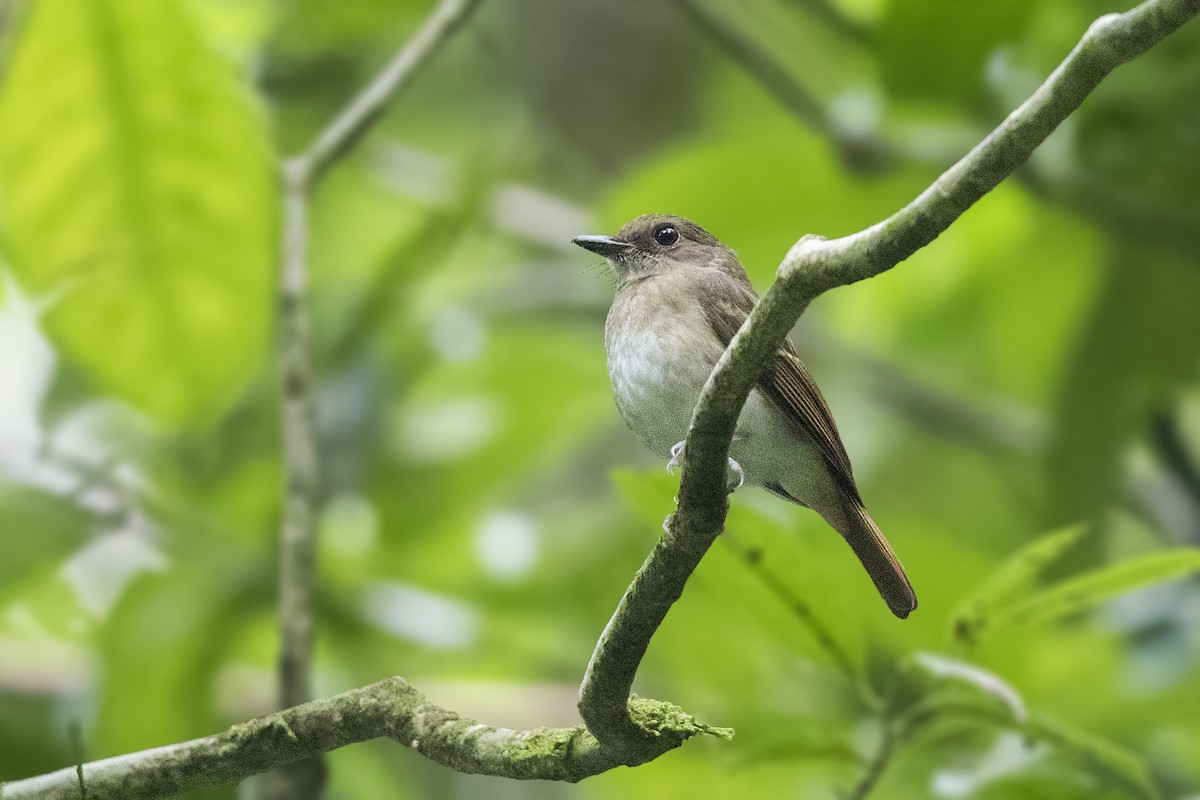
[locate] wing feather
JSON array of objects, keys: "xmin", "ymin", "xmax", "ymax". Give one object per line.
[{"xmin": 696, "ymin": 268, "xmax": 861, "ymax": 501}]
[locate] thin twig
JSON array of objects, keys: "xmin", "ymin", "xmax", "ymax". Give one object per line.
[
  {"xmin": 578, "ymin": 0, "xmax": 1200, "ymax": 753},
  {"xmin": 785, "ymin": 0, "xmax": 874, "ymax": 45},
  {"xmin": 278, "ymin": 159, "xmax": 319, "ymax": 714},
  {"xmin": 68, "ymin": 720, "xmax": 86, "ymax": 800},
  {"xmin": 722, "ymin": 535, "xmax": 857, "ymax": 681},
  {"xmin": 676, "ymin": 0, "xmax": 892, "ymax": 172},
  {"xmin": 269, "ymin": 1, "xmax": 485, "ymax": 797},
  {"xmin": 845, "ymin": 721, "xmax": 895, "ymax": 800},
  {"xmin": 295, "ymin": 0, "xmax": 484, "ymax": 185}
]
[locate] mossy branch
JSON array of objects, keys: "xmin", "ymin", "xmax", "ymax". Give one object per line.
[{"xmin": 0, "ymin": 678, "xmax": 730, "ymax": 799}]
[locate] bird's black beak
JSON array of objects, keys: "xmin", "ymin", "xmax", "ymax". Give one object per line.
[{"xmin": 572, "ymin": 235, "xmax": 633, "ymax": 258}]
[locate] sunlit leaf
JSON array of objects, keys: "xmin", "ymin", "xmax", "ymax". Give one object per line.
[
  {"xmin": 0, "ymin": 0, "xmax": 276, "ymax": 426},
  {"xmin": 994, "ymin": 549, "xmax": 1200, "ymax": 631},
  {"xmin": 733, "ymin": 718, "xmax": 863, "ymax": 767},
  {"xmin": 950, "ymin": 525, "xmax": 1086, "ymax": 647}
]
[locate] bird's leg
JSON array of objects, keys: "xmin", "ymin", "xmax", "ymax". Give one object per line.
[{"xmin": 665, "ymin": 438, "xmax": 745, "ymax": 493}]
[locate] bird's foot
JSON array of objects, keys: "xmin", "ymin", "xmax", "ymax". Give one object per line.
[
  {"xmin": 726, "ymin": 457, "xmax": 745, "ymax": 492},
  {"xmin": 666, "ymin": 440, "xmax": 686, "ymax": 475},
  {"xmin": 665, "ymin": 439, "xmax": 745, "ymax": 494}
]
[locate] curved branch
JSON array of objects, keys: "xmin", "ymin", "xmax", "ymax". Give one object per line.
[
  {"xmin": 579, "ymin": 0, "xmax": 1199, "ymax": 751},
  {"xmin": 0, "ymin": 677, "xmax": 731, "ymax": 800},
  {"xmin": 692, "ymin": 0, "xmax": 1200, "ymax": 484}
]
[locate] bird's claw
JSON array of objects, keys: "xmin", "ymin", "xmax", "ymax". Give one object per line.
[
  {"xmin": 665, "ymin": 440, "xmax": 686, "ymax": 475},
  {"xmin": 726, "ymin": 457, "xmax": 745, "ymax": 492},
  {"xmin": 666, "ymin": 440, "xmax": 744, "ymax": 493}
]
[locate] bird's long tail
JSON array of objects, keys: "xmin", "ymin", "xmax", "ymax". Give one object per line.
[{"xmin": 826, "ymin": 503, "xmax": 917, "ymax": 619}]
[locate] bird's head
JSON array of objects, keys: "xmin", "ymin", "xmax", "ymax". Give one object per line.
[{"xmin": 572, "ymin": 214, "xmax": 736, "ymax": 284}]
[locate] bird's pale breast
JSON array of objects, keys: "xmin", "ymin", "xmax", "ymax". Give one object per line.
[{"xmin": 605, "ymin": 282, "xmax": 720, "ymax": 458}]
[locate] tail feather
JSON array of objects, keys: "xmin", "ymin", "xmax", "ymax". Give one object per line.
[{"xmin": 830, "ymin": 504, "xmax": 917, "ymax": 619}]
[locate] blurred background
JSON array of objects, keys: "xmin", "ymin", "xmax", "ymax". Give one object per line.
[{"xmin": 1, "ymin": 0, "xmax": 1200, "ymax": 797}]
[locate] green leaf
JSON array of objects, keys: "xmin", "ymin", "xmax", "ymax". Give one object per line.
[
  {"xmin": 994, "ymin": 549, "xmax": 1200, "ymax": 631},
  {"xmin": 0, "ymin": 0, "xmax": 276, "ymax": 426},
  {"xmin": 950, "ymin": 525, "xmax": 1087, "ymax": 647},
  {"xmin": 1025, "ymin": 712, "xmax": 1160, "ymax": 800}
]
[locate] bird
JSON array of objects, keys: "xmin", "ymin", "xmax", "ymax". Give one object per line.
[{"xmin": 573, "ymin": 213, "xmax": 917, "ymax": 619}]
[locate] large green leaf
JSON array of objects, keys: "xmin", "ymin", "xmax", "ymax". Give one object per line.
[{"xmin": 0, "ymin": 0, "xmax": 276, "ymax": 426}]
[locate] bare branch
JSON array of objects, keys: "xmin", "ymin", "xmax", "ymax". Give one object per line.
[
  {"xmin": 578, "ymin": 0, "xmax": 1200, "ymax": 751},
  {"xmin": 293, "ymin": 0, "xmax": 484, "ymax": 186},
  {"xmin": 784, "ymin": 0, "xmax": 874, "ymax": 45},
  {"xmin": 269, "ymin": 1, "xmax": 484, "ymax": 796},
  {"xmin": 676, "ymin": 0, "xmax": 892, "ymax": 171},
  {"xmin": 270, "ymin": 160, "xmax": 326, "ymax": 800},
  {"xmin": 278, "ymin": 159, "xmax": 319, "ymax": 713}
]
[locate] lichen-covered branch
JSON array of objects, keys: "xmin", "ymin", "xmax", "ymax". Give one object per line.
[
  {"xmin": 0, "ymin": 677, "xmax": 731, "ymax": 800},
  {"xmin": 579, "ymin": 0, "xmax": 1199, "ymax": 752}
]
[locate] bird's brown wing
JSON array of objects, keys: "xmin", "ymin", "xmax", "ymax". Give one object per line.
[
  {"xmin": 696, "ymin": 269, "xmax": 860, "ymax": 502},
  {"xmin": 697, "ymin": 268, "xmax": 914, "ymax": 618},
  {"xmin": 759, "ymin": 347, "xmax": 861, "ymax": 502}
]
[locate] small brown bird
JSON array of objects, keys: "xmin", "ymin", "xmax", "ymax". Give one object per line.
[{"xmin": 574, "ymin": 214, "xmax": 917, "ymax": 618}]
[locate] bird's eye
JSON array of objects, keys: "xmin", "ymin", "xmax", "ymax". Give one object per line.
[{"xmin": 653, "ymin": 225, "xmax": 679, "ymax": 246}]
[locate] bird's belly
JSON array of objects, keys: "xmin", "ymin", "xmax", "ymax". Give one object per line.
[{"xmin": 608, "ymin": 328, "xmax": 712, "ymax": 458}]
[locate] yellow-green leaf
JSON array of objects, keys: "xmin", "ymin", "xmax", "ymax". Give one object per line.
[
  {"xmin": 950, "ymin": 525, "xmax": 1086, "ymax": 647},
  {"xmin": 0, "ymin": 0, "xmax": 275, "ymax": 426},
  {"xmin": 993, "ymin": 549, "xmax": 1200, "ymax": 631}
]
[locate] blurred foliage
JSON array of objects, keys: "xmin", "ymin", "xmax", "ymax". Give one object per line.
[{"xmin": 1, "ymin": 0, "xmax": 1200, "ymax": 798}]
